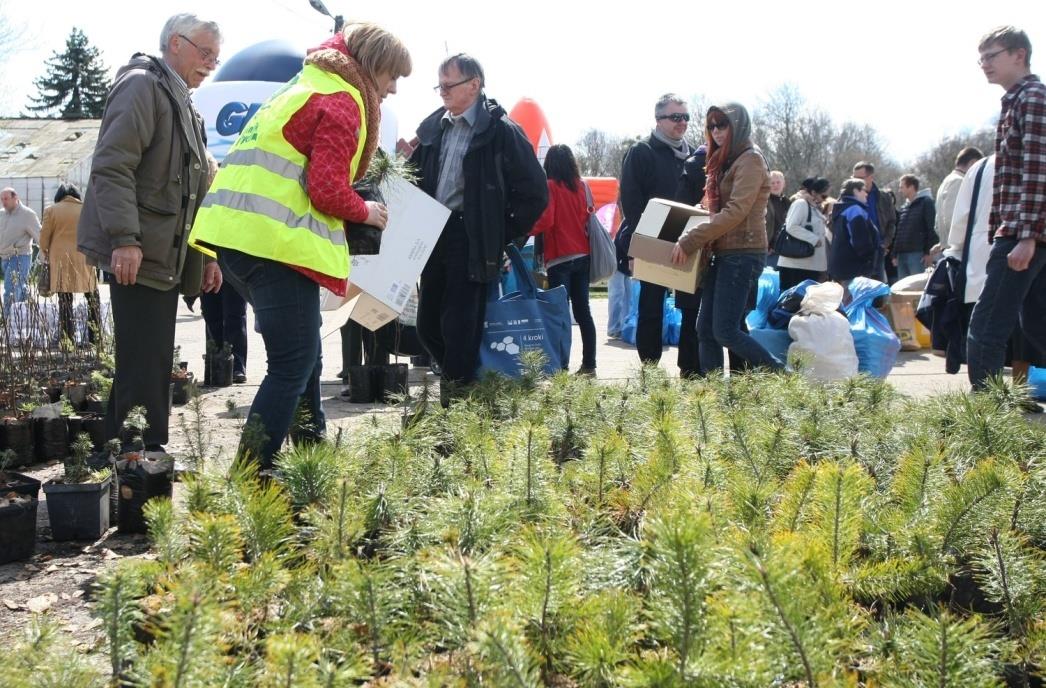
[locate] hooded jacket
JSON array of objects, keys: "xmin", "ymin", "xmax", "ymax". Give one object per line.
[
  {"xmin": 893, "ymin": 187, "xmax": 938, "ymax": 254},
  {"xmin": 409, "ymin": 97, "xmax": 547, "ymax": 283},
  {"xmin": 78, "ymin": 54, "xmax": 209, "ymax": 295},
  {"xmin": 678, "ymin": 102, "xmax": 769, "ymax": 255},
  {"xmin": 829, "ymin": 195, "xmax": 881, "ymax": 281}
]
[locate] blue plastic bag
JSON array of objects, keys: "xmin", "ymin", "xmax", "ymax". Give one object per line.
[
  {"xmin": 767, "ymin": 279, "xmax": 820, "ymax": 330},
  {"xmin": 843, "ymin": 277, "xmax": 901, "ymax": 378},
  {"xmin": 746, "ymin": 267, "xmax": 781, "ymax": 330},
  {"xmin": 1029, "ymin": 367, "xmax": 1046, "ymax": 401},
  {"xmin": 620, "ymin": 281, "xmax": 681, "ymax": 346},
  {"xmin": 750, "ymin": 327, "xmax": 793, "ymax": 363},
  {"xmin": 500, "ymin": 241, "xmax": 536, "ymax": 295},
  {"xmin": 478, "ymin": 245, "xmax": 571, "ymax": 377}
]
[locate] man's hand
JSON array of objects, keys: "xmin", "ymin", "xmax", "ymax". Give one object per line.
[
  {"xmin": 202, "ymin": 262, "xmax": 222, "ymax": 293},
  {"xmin": 110, "ymin": 246, "xmax": 143, "ymax": 285},
  {"xmin": 670, "ymin": 242, "xmax": 690, "ymax": 266},
  {"xmin": 396, "ymin": 137, "xmax": 418, "ymax": 158},
  {"xmin": 1007, "ymin": 237, "xmax": 1037, "ymax": 272},
  {"xmin": 365, "ymin": 201, "xmax": 389, "ymax": 229},
  {"xmin": 921, "ymin": 253, "xmax": 933, "ymax": 268}
]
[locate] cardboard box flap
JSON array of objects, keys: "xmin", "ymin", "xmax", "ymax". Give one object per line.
[
  {"xmin": 634, "ymin": 198, "xmax": 710, "ymax": 243},
  {"xmin": 629, "ymin": 233, "xmax": 696, "ymax": 271}
]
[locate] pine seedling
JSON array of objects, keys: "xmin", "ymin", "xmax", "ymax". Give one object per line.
[
  {"xmin": 772, "ymin": 460, "xmax": 818, "ymax": 533},
  {"xmin": 874, "ymin": 607, "xmax": 1007, "ymax": 687},
  {"xmin": 306, "ymin": 479, "xmax": 363, "ymax": 563},
  {"xmin": 805, "ymin": 461, "xmax": 874, "ymax": 575},
  {"xmin": 144, "ymin": 496, "xmax": 187, "ymax": 567},
  {"xmin": 424, "ymin": 547, "xmax": 501, "ymax": 650},
  {"xmin": 259, "ymin": 632, "xmax": 323, "ymax": 687},
  {"xmin": 470, "ymin": 611, "xmax": 542, "ymax": 688},
  {"xmin": 562, "ymin": 589, "xmax": 641, "ymax": 687},
  {"xmin": 179, "ymin": 385, "xmax": 211, "ymax": 472},
  {"xmin": 935, "ymin": 458, "xmax": 1019, "ymax": 558},
  {"xmin": 644, "ymin": 506, "xmax": 714, "ymax": 681},
  {"xmin": 277, "ymin": 441, "xmax": 344, "ymax": 510},
  {"xmin": 93, "ymin": 559, "xmax": 153, "ymax": 684},
  {"xmin": 189, "ymin": 512, "xmax": 244, "ymax": 574},
  {"xmin": 329, "ymin": 559, "xmax": 402, "ymax": 670},
  {"xmin": 973, "ymin": 527, "xmax": 1045, "ymax": 639},
  {"xmin": 239, "ymin": 413, "xmax": 270, "ymax": 464},
  {"xmin": 8, "ymin": 618, "xmax": 102, "ymax": 688},
  {"xmin": 227, "ymin": 468, "xmax": 296, "ymax": 563},
  {"xmin": 122, "ymin": 404, "xmax": 149, "ymax": 450}
]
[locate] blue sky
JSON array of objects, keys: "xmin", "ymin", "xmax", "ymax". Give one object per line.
[{"xmin": 3, "ymin": 0, "xmax": 1044, "ymax": 164}]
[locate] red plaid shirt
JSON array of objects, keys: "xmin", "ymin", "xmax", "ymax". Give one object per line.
[{"xmin": 990, "ymin": 74, "xmax": 1046, "ymax": 243}]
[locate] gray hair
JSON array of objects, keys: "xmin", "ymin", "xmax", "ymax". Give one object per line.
[
  {"xmin": 654, "ymin": 93, "xmax": 686, "ymax": 118},
  {"xmin": 160, "ymin": 13, "xmax": 222, "ymax": 53},
  {"xmin": 440, "ymin": 53, "xmax": 485, "ymax": 88}
]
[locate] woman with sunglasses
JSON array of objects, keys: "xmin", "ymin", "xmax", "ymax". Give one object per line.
[{"xmin": 670, "ymin": 103, "xmax": 784, "ymax": 374}]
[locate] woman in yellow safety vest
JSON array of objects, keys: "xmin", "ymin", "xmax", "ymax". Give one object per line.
[{"xmin": 189, "ymin": 22, "xmax": 411, "ymax": 466}]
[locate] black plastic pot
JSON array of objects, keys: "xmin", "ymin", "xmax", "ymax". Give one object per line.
[
  {"xmin": 45, "ymin": 384, "xmax": 62, "ymax": 403},
  {"xmin": 171, "ymin": 373, "xmax": 194, "ymax": 406},
  {"xmin": 0, "ymin": 471, "xmax": 41, "ymax": 499},
  {"xmin": 347, "ymin": 365, "xmax": 380, "ymax": 403},
  {"xmin": 0, "ymin": 495, "xmax": 38, "ymax": 564},
  {"xmin": 86, "ymin": 451, "xmax": 118, "ymax": 525},
  {"xmin": 85, "ymin": 397, "xmax": 105, "ymax": 415},
  {"xmin": 345, "ymin": 183, "xmax": 384, "ymax": 256},
  {"xmin": 64, "ymin": 382, "xmax": 88, "ymax": 411},
  {"xmin": 380, "ymin": 363, "xmax": 409, "ymax": 403},
  {"xmin": 115, "ymin": 453, "xmax": 173, "ymax": 534},
  {"xmin": 207, "ymin": 352, "xmax": 234, "ymax": 387},
  {"xmin": 81, "ymin": 415, "xmax": 107, "ymax": 451},
  {"xmin": 65, "ymin": 415, "xmax": 84, "ymax": 447},
  {"xmin": 43, "ymin": 475, "xmax": 112, "ymax": 541},
  {"xmin": 33, "ymin": 416, "xmax": 69, "ymax": 462},
  {"xmin": 3, "ymin": 418, "xmax": 35, "ymax": 468}
]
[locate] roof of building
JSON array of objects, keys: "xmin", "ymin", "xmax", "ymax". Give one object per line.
[{"xmin": 0, "ymin": 118, "xmax": 100, "ymax": 178}]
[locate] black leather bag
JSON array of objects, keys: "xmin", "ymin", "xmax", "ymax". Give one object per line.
[{"xmin": 773, "ymin": 202, "xmax": 815, "ymax": 259}]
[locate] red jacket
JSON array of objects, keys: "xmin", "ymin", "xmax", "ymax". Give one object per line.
[{"xmin": 531, "ymin": 179, "xmax": 589, "ymax": 263}]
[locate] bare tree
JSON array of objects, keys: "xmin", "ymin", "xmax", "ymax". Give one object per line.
[{"xmin": 575, "ymin": 129, "xmax": 642, "ymax": 179}]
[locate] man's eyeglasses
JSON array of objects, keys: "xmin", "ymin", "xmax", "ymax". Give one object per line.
[
  {"xmin": 707, "ymin": 121, "xmax": 730, "ymax": 132},
  {"xmin": 977, "ymin": 48, "xmax": 1009, "ymax": 66},
  {"xmin": 434, "ymin": 77, "xmax": 474, "ymax": 94},
  {"xmin": 179, "ymin": 34, "xmax": 220, "ymax": 66},
  {"xmin": 657, "ymin": 113, "xmax": 690, "ymax": 123}
]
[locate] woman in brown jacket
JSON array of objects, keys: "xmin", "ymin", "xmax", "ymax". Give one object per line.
[
  {"xmin": 671, "ymin": 102, "xmax": 783, "ymax": 373},
  {"xmin": 40, "ymin": 184, "xmax": 100, "ymax": 343}
]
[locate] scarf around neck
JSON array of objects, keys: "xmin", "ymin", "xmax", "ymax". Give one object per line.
[
  {"xmin": 304, "ymin": 48, "xmax": 380, "ymax": 182},
  {"xmin": 651, "ymin": 128, "xmax": 691, "ymax": 160}
]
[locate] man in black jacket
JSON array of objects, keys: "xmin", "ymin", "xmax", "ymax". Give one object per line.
[
  {"xmin": 408, "ymin": 54, "xmax": 547, "ymax": 392},
  {"xmin": 615, "ymin": 94, "xmax": 693, "ymax": 369},
  {"xmin": 892, "ymin": 173, "xmax": 938, "ymax": 281}
]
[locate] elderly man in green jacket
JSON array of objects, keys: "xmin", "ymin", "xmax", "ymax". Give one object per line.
[{"xmin": 78, "ymin": 13, "xmax": 222, "ymax": 450}]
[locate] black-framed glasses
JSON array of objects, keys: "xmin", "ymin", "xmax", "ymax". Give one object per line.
[
  {"xmin": 434, "ymin": 77, "xmax": 474, "ymax": 93},
  {"xmin": 178, "ymin": 33, "xmax": 220, "ymax": 66},
  {"xmin": 657, "ymin": 113, "xmax": 690, "ymax": 123},
  {"xmin": 707, "ymin": 121, "xmax": 730, "ymax": 132},
  {"xmin": 977, "ymin": 48, "xmax": 1009, "ymax": 66}
]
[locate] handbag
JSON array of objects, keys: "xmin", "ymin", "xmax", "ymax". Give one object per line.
[
  {"xmin": 36, "ymin": 260, "xmax": 51, "ymax": 297},
  {"xmin": 773, "ymin": 202, "xmax": 816, "ymax": 259},
  {"xmin": 478, "ymin": 244, "xmax": 571, "ymax": 377},
  {"xmin": 584, "ymin": 183, "xmax": 616, "ymax": 283}
]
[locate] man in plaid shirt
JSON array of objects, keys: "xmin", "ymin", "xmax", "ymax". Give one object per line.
[{"xmin": 967, "ymin": 26, "xmax": 1046, "ymax": 394}]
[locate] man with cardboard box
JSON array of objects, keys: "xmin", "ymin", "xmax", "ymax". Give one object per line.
[{"xmin": 408, "ymin": 54, "xmax": 547, "ymax": 396}]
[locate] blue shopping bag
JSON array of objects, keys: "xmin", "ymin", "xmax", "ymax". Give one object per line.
[
  {"xmin": 478, "ymin": 245, "xmax": 571, "ymax": 377},
  {"xmin": 746, "ymin": 267, "xmax": 781, "ymax": 330},
  {"xmin": 843, "ymin": 277, "xmax": 901, "ymax": 378}
]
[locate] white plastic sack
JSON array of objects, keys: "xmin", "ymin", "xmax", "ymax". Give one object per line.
[{"xmin": 787, "ymin": 282, "xmax": 859, "ymax": 381}]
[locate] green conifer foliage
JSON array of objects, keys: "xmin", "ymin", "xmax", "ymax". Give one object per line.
[{"xmin": 27, "ymin": 27, "xmax": 110, "ymax": 118}]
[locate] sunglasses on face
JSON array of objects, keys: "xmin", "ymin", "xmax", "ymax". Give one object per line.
[
  {"xmin": 657, "ymin": 113, "xmax": 690, "ymax": 123},
  {"xmin": 707, "ymin": 121, "xmax": 730, "ymax": 132}
]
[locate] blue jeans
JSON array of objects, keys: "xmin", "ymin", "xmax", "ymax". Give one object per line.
[
  {"xmin": 547, "ymin": 256, "xmax": 596, "ymax": 369},
  {"xmin": 607, "ymin": 271, "xmax": 632, "ymax": 337},
  {"xmin": 698, "ymin": 253, "xmax": 783, "ymax": 374},
  {"xmin": 218, "ymin": 248, "xmax": 324, "ymax": 465},
  {"xmin": 2, "ymin": 254, "xmax": 31, "ymax": 314},
  {"xmin": 894, "ymin": 251, "xmax": 925, "ymax": 282},
  {"xmin": 967, "ymin": 237, "xmax": 1046, "ymax": 390}
]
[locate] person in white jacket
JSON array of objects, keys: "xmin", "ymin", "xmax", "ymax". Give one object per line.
[
  {"xmin": 935, "ymin": 146, "xmax": 984, "ymax": 241},
  {"xmin": 776, "ymin": 177, "xmax": 830, "ymax": 291}
]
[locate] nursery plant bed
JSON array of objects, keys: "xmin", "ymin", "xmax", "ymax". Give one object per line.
[{"xmin": 42, "ymin": 474, "xmax": 112, "ymax": 541}]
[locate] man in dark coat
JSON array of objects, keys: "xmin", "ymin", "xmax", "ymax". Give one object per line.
[
  {"xmin": 615, "ymin": 94, "xmax": 694, "ymax": 370},
  {"xmin": 892, "ymin": 174, "xmax": 939, "ymax": 281},
  {"xmin": 78, "ymin": 13, "xmax": 223, "ymax": 449},
  {"xmin": 408, "ymin": 53, "xmax": 547, "ymax": 393}
]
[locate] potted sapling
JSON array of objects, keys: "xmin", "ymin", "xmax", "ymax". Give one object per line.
[
  {"xmin": 170, "ymin": 346, "xmax": 194, "ymax": 406},
  {"xmin": 0, "ymin": 449, "xmax": 38, "ymax": 562},
  {"xmin": 115, "ymin": 407, "xmax": 173, "ymax": 534},
  {"xmin": 42, "ymin": 432, "xmax": 112, "ymax": 541}
]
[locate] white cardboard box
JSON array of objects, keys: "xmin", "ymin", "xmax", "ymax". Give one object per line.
[
  {"xmin": 320, "ymin": 176, "xmax": 450, "ymax": 335},
  {"xmin": 627, "ymin": 198, "xmax": 709, "ymax": 294}
]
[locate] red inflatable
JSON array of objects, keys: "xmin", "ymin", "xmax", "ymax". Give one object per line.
[{"xmin": 508, "ymin": 98, "xmax": 553, "ymax": 164}]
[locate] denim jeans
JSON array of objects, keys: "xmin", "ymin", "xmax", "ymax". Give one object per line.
[
  {"xmin": 2, "ymin": 254, "xmax": 31, "ymax": 314},
  {"xmin": 218, "ymin": 248, "xmax": 324, "ymax": 465},
  {"xmin": 698, "ymin": 253, "xmax": 783, "ymax": 374},
  {"xmin": 967, "ymin": 237, "xmax": 1046, "ymax": 390},
  {"xmin": 200, "ymin": 284, "xmax": 249, "ymax": 376},
  {"xmin": 607, "ymin": 271, "xmax": 632, "ymax": 337},
  {"xmin": 894, "ymin": 251, "xmax": 925, "ymax": 282},
  {"xmin": 547, "ymin": 256, "xmax": 596, "ymax": 369}
]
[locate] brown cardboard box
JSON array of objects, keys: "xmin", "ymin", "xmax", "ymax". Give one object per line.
[
  {"xmin": 627, "ymin": 199, "xmax": 709, "ymax": 294},
  {"xmin": 886, "ymin": 297, "xmax": 922, "ymax": 351}
]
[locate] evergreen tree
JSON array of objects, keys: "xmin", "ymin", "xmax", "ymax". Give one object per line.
[{"xmin": 27, "ymin": 27, "xmax": 110, "ymax": 119}]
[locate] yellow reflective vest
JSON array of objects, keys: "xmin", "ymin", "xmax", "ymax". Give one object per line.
[{"xmin": 189, "ymin": 63, "xmax": 367, "ymax": 280}]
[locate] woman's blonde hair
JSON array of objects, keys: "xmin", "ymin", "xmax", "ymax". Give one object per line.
[{"xmin": 342, "ymin": 21, "xmax": 412, "ymax": 80}]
